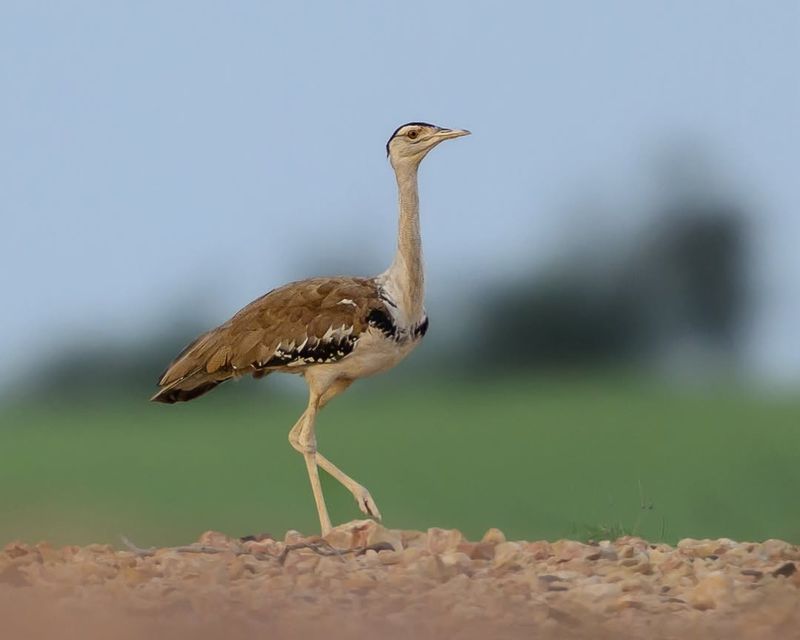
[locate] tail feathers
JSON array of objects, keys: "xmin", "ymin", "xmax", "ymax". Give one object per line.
[
  {"xmin": 152, "ymin": 330, "xmax": 229, "ymax": 403},
  {"xmin": 151, "ymin": 378, "xmax": 223, "ymax": 403},
  {"xmin": 157, "ymin": 331, "xmax": 216, "ymax": 387},
  {"xmin": 152, "ymin": 325, "xmax": 276, "ymax": 403}
]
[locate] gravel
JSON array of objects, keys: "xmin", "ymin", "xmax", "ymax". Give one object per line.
[{"xmin": 2, "ymin": 519, "xmax": 799, "ymax": 639}]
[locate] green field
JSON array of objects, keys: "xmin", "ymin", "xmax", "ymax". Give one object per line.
[{"xmin": 1, "ymin": 374, "xmax": 798, "ymax": 547}]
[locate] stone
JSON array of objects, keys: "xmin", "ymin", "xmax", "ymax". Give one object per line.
[
  {"xmin": 242, "ymin": 538, "xmax": 282, "ymax": 556},
  {"xmin": 283, "ymin": 530, "xmax": 305, "ymax": 545},
  {"xmin": 493, "ymin": 542, "xmax": 522, "ymax": 568},
  {"xmin": 759, "ymin": 539, "xmax": 797, "ymax": 561},
  {"xmin": 610, "ymin": 594, "xmax": 646, "ymax": 611},
  {"xmin": 688, "ymin": 571, "xmax": 733, "ymax": 610},
  {"xmin": 400, "ymin": 530, "xmax": 426, "ymax": 549},
  {"xmin": 618, "ymin": 576, "xmax": 652, "ymax": 593},
  {"xmin": 464, "ymin": 542, "xmax": 495, "ymax": 561},
  {"xmin": 427, "ymin": 528, "xmax": 464, "ymax": 554},
  {"xmin": 378, "ymin": 550, "xmax": 402, "ymax": 566},
  {"xmin": 226, "ymin": 556, "xmax": 247, "ymax": 581},
  {"xmin": 366, "ymin": 524, "xmax": 403, "ymax": 552},
  {"xmin": 3, "ymin": 541, "xmax": 33, "ymax": 559},
  {"xmin": 197, "ymin": 531, "xmax": 235, "ymax": 548},
  {"xmin": 313, "ymin": 556, "xmax": 343, "ymax": 578},
  {"xmin": 597, "ymin": 541, "xmax": 618, "ymax": 561},
  {"xmin": 771, "ymin": 562, "xmax": 796, "ymax": 579},
  {"xmin": 409, "ymin": 555, "xmax": 443, "ymax": 581},
  {"xmin": 325, "ymin": 532, "xmax": 354, "ymax": 553},
  {"xmin": 34, "ymin": 542, "xmax": 60, "ymax": 565},
  {"xmin": 0, "ymin": 559, "xmax": 30, "ymax": 586},
  {"xmin": 580, "ymin": 582, "xmax": 622, "ymax": 601},
  {"xmin": 440, "ymin": 552, "xmax": 472, "ymax": 573},
  {"xmin": 481, "ymin": 528, "xmax": 506, "ymax": 545},
  {"xmin": 551, "ymin": 539, "xmax": 588, "ymax": 562},
  {"xmin": 526, "ymin": 540, "xmax": 552, "ymax": 560},
  {"xmin": 318, "ymin": 519, "xmax": 374, "ymax": 549},
  {"xmin": 677, "ymin": 537, "xmax": 735, "ymax": 559}
]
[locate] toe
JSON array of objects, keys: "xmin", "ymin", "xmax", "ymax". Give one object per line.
[
  {"xmin": 354, "ymin": 488, "xmax": 382, "ymax": 520},
  {"xmin": 365, "ymin": 497, "xmax": 382, "ymax": 521}
]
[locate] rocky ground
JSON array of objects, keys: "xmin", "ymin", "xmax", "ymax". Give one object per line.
[{"xmin": 1, "ymin": 520, "xmax": 799, "ymax": 639}]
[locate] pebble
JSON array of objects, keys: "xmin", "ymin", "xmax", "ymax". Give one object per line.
[
  {"xmin": 481, "ymin": 528, "xmax": 506, "ymax": 545},
  {"xmin": 426, "ymin": 527, "xmax": 464, "ymax": 554},
  {"xmin": 493, "ymin": 541, "xmax": 522, "ymax": 567},
  {"xmin": 688, "ymin": 571, "xmax": 733, "ymax": 610},
  {"xmin": 283, "ymin": 529, "xmax": 305, "ymax": 545}
]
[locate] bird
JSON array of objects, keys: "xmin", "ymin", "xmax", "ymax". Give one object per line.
[{"xmin": 152, "ymin": 122, "xmax": 470, "ymax": 535}]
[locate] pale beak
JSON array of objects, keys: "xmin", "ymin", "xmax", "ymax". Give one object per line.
[{"xmin": 434, "ymin": 127, "xmax": 471, "ymax": 141}]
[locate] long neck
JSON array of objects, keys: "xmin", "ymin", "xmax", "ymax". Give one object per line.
[{"xmin": 386, "ymin": 162, "xmax": 424, "ymax": 320}]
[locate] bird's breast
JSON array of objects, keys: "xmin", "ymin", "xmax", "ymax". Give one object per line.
[{"xmin": 336, "ymin": 326, "xmax": 422, "ymax": 378}]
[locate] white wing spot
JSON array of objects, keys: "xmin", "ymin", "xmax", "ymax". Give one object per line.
[
  {"xmin": 338, "ymin": 299, "xmax": 357, "ymax": 307},
  {"xmin": 321, "ymin": 324, "xmax": 354, "ymax": 341}
]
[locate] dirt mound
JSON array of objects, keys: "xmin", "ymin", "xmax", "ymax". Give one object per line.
[{"xmin": 2, "ymin": 520, "xmax": 799, "ymax": 639}]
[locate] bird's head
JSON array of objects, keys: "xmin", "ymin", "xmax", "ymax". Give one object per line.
[{"xmin": 386, "ymin": 122, "xmax": 470, "ymax": 168}]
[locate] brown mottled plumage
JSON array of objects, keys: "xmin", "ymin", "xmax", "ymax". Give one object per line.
[
  {"xmin": 151, "ymin": 122, "xmax": 469, "ymax": 535},
  {"xmin": 152, "ymin": 277, "xmax": 386, "ymax": 403}
]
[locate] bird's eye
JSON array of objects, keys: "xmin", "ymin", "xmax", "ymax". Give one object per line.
[{"xmin": 407, "ymin": 130, "xmax": 419, "ymax": 140}]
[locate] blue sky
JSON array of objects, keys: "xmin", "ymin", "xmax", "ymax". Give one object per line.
[{"xmin": 2, "ymin": 1, "xmax": 798, "ymax": 385}]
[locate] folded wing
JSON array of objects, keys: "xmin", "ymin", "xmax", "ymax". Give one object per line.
[{"xmin": 152, "ymin": 277, "xmax": 385, "ymax": 403}]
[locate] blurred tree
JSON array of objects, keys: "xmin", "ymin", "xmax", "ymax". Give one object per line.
[
  {"xmin": 636, "ymin": 200, "xmax": 747, "ymax": 358},
  {"xmin": 13, "ymin": 320, "xmax": 210, "ymax": 402},
  {"xmin": 470, "ymin": 145, "xmax": 749, "ymax": 373}
]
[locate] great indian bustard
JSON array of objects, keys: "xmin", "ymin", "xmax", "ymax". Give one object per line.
[{"xmin": 152, "ymin": 122, "xmax": 470, "ymax": 534}]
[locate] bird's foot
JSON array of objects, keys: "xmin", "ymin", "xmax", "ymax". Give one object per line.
[{"xmin": 352, "ymin": 485, "xmax": 382, "ymax": 521}]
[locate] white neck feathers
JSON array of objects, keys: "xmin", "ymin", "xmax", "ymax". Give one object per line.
[{"xmin": 384, "ymin": 162, "xmax": 424, "ymax": 323}]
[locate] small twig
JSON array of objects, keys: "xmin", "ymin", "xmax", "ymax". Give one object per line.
[
  {"xmin": 278, "ymin": 540, "xmax": 344, "ymax": 565},
  {"xmin": 172, "ymin": 544, "xmax": 238, "ymax": 555},
  {"xmin": 278, "ymin": 540, "xmax": 395, "ymax": 564},
  {"xmin": 121, "ymin": 535, "xmax": 395, "ymax": 565},
  {"xmin": 121, "ymin": 535, "xmax": 157, "ymax": 557}
]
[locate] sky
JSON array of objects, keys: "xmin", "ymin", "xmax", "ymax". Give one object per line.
[{"xmin": 1, "ymin": 0, "xmax": 799, "ymax": 387}]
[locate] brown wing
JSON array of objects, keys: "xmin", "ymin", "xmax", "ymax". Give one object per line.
[{"xmin": 151, "ymin": 277, "xmax": 386, "ymax": 403}]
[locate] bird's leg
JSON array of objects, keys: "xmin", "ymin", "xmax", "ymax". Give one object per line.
[
  {"xmin": 312, "ymin": 379, "xmax": 382, "ymax": 521},
  {"xmin": 288, "ymin": 394, "xmax": 332, "ymax": 536},
  {"xmin": 314, "ymin": 453, "xmax": 382, "ymax": 522}
]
